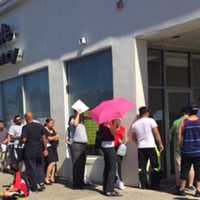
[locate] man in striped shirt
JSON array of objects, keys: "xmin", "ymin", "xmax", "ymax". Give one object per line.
[{"xmin": 178, "ymin": 105, "xmax": 200, "ymax": 197}]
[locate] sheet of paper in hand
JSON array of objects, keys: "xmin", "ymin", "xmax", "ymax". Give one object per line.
[{"xmin": 72, "ymin": 99, "xmax": 89, "ymax": 113}]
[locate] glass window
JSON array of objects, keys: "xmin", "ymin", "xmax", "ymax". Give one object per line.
[
  {"xmin": 148, "ymin": 89, "xmax": 165, "ymax": 132},
  {"xmin": 192, "ymin": 54, "xmax": 200, "ymax": 87},
  {"xmin": 67, "ymin": 49, "xmax": 113, "ymax": 111},
  {"xmin": 66, "ymin": 49, "xmax": 113, "ymax": 150},
  {"xmin": 148, "ymin": 50, "xmax": 163, "ymax": 86},
  {"xmin": 24, "ymin": 69, "xmax": 50, "ymax": 122},
  {"xmin": 2, "ymin": 77, "xmax": 23, "ymax": 125},
  {"xmin": 193, "ymin": 90, "xmax": 200, "ymax": 108},
  {"xmin": 166, "ymin": 52, "xmax": 189, "ymax": 87}
]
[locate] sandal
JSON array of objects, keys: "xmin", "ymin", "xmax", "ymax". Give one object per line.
[{"xmin": 44, "ymin": 179, "xmax": 51, "ymax": 185}]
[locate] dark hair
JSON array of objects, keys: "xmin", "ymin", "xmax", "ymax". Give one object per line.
[
  {"xmin": 13, "ymin": 115, "xmax": 21, "ymax": 123},
  {"xmin": 68, "ymin": 116, "xmax": 75, "ymax": 126},
  {"xmin": 139, "ymin": 106, "xmax": 149, "ymax": 116},
  {"xmin": 79, "ymin": 114, "xmax": 84, "ymax": 123},
  {"xmin": 180, "ymin": 107, "xmax": 190, "ymax": 115},
  {"xmin": 0, "ymin": 120, "xmax": 4, "ymax": 124},
  {"xmin": 188, "ymin": 104, "xmax": 199, "ymax": 115},
  {"xmin": 45, "ymin": 118, "xmax": 54, "ymax": 124}
]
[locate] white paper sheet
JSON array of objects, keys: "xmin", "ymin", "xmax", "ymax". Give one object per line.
[{"xmin": 72, "ymin": 99, "xmax": 89, "ymax": 113}]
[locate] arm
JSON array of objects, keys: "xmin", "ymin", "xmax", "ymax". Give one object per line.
[
  {"xmin": 8, "ymin": 126, "xmax": 15, "ymax": 143},
  {"xmin": 42, "ymin": 134, "xmax": 48, "ymax": 157},
  {"xmin": 73, "ymin": 112, "xmax": 80, "ymax": 127},
  {"xmin": 131, "ymin": 132, "xmax": 138, "ymax": 144},
  {"xmin": 2, "ymin": 136, "xmax": 9, "ymax": 144},
  {"xmin": 122, "ymin": 127, "xmax": 128, "ymax": 144},
  {"xmin": 20, "ymin": 127, "xmax": 27, "ymax": 144},
  {"xmin": 48, "ymin": 135, "xmax": 59, "ymax": 141},
  {"xmin": 128, "ymin": 123, "xmax": 137, "ymax": 144},
  {"xmin": 178, "ymin": 119, "xmax": 185, "ymax": 147},
  {"xmin": 152, "ymin": 127, "xmax": 164, "ymax": 152}
]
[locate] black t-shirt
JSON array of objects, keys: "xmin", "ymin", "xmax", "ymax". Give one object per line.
[
  {"xmin": 99, "ymin": 126, "xmax": 114, "ymax": 142},
  {"xmin": 22, "ymin": 122, "xmax": 47, "ymax": 159}
]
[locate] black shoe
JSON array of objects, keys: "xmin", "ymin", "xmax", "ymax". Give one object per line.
[
  {"xmin": 177, "ymin": 190, "xmax": 186, "ymax": 196},
  {"xmin": 195, "ymin": 190, "xmax": 200, "ymax": 197},
  {"xmin": 39, "ymin": 183, "xmax": 46, "ymax": 190},
  {"xmin": 36, "ymin": 184, "xmax": 44, "ymax": 192}
]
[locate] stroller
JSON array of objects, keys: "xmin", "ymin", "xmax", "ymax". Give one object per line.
[{"xmin": 0, "ymin": 142, "xmax": 24, "ymax": 174}]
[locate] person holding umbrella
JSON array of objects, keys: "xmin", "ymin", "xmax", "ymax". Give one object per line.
[
  {"xmin": 99, "ymin": 122, "xmax": 121, "ymax": 196},
  {"xmin": 90, "ymin": 97, "xmax": 134, "ymax": 196}
]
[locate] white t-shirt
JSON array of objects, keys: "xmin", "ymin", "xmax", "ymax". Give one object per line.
[
  {"xmin": 131, "ymin": 117, "xmax": 158, "ymax": 148},
  {"xmin": 8, "ymin": 124, "xmax": 23, "ymax": 146}
]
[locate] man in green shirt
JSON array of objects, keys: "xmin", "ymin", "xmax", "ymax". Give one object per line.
[{"xmin": 170, "ymin": 108, "xmax": 194, "ymax": 189}]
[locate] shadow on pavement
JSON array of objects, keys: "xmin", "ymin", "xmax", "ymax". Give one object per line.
[
  {"xmin": 56, "ymin": 179, "xmax": 102, "ymax": 194},
  {"xmin": 174, "ymin": 197, "xmax": 199, "ymax": 200}
]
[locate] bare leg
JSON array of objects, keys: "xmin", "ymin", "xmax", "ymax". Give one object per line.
[
  {"xmin": 45, "ymin": 163, "xmax": 54, "ymax": 183},
  {"xmin": 175, "ymin": 165, "xmax": 180, "ymax": 187},
  {"xmin": 50, "ymin": 163, "xmax": 56, "ymax": 182},
  {"xmin": 175, "ymin": 153, "xmax": 181, "ymax": 187},
  {"xmin": 188, "ymin": 168, "xmax": 195, "ymax": 187},
  {"xmin": 196, "ymin": 181, "xmax": 200, "ymax": 192},
  {"xmin": 179, "ymin": 180, "xmax": 187, "ymax": 191}
]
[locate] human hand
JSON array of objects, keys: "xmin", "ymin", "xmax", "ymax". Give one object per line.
[
  {"xmin": 159, "ymin": 144, "xmax": 164, "ymax": 153},
  {"xmin": 43, "ymin": 149, "xmax": 48, "ymax": 157},
  {"xmin": 77, "ymin": 109, "xmax": 82, "ymax": 114}
]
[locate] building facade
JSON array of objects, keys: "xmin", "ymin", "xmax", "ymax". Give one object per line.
[{"xmin": 1, "ymin": 0, "xmax": 200, "ymax": 186}]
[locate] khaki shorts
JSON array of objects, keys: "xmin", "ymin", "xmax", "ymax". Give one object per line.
[{"xmin": 174, "ymin": 152, "xmax": 194, "ymax": 177}]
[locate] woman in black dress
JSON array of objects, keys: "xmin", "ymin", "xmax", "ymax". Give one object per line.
[
  {"xmin": 44, "ymin": 118, "xmax": 59, "ymax": 184},
  {"xmin": 100, "ymin": 122, "xmax": 122, "ymax": 197}
]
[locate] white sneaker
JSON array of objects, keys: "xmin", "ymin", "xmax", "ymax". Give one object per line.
[{"xmin": 116, "ymin": 180, "xmax": 125, "ymax": 190}]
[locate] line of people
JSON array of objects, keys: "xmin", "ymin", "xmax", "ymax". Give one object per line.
[
  {"xmin": 1, "ymin": 104, "xmax": 199, "ymax": 197},
  {"xmin": 0, "ymin": 112, "xmax": 59, "ymax": 195},
  {"xmin": 171, "ymin": 104, "xmax": 200, "ymax": 197},
  {"xmin": 66, "ymin": 107, "xmax": 164, "ymax": 197},
  {"xmin": 66, "ymin": 110, "xmax": 128, "ymax": 196}
]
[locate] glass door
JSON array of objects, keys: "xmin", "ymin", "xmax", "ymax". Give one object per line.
[{"xmin": 167, "ymin": 91, "xmax": 191, "ymax": 174}]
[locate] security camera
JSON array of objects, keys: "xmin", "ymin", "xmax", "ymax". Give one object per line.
[{"xmin": 79, "ymin": 37, "xmax": 87, "ymax": 46}]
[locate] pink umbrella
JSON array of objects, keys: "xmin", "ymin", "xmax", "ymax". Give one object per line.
[{"xmin": 90, "ymin": 97, "xmax": 135, "ymax": 124}]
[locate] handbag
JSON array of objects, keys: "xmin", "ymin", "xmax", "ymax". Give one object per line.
[{"xmin": 117, "ymin": 144, "xmax": 127, "ymax": 156}]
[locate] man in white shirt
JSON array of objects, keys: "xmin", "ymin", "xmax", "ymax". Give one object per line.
[
  {"xmin": 8, "ymin": 115, "xmax": 23, "ymax": 147},
  {"xmin": 131, "ymin": 106, "xmax": 164, "ymax": 189}
]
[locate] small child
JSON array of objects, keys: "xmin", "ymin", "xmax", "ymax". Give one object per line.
[{"xmin": 2, "ymin": 167, "xmax": 29, "ymax": 198}]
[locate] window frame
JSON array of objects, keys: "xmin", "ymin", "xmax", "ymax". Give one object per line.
[{"xmin": 0, "ymin": 67, "xmax": 50, "ymax": 125}]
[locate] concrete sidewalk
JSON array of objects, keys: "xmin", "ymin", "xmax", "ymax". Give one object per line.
[{"xmin": 0, "ymin": 173, "xmax": 196, "ymax": 200}]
